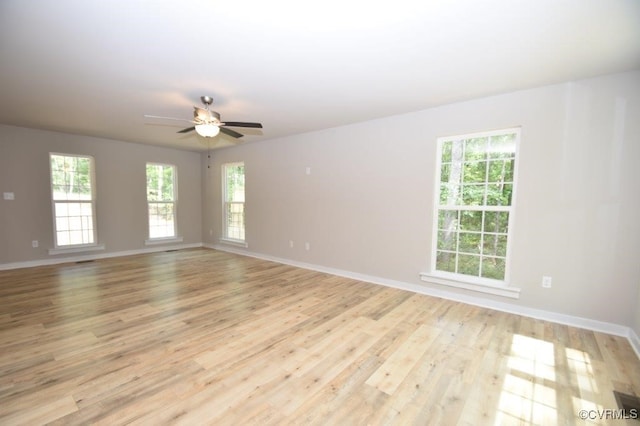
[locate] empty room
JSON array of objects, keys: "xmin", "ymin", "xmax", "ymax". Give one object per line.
[{"xmin": 1, "ymin": 0, "xmax": 639, "ymax": 424}]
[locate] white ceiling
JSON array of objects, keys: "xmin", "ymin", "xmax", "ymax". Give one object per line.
[{"xmin": 1, "ymin": 0, "xmax": 639, "ymax": 152}]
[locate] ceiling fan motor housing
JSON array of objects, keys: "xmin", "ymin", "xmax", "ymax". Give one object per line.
[{"xmin": 194, "ymin": 108, "xmax": 220, "ymax": 124}]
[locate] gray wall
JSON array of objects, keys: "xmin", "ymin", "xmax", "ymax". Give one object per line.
[
  {"xmin": 0, "ymin": 126, "xmax": 202, "ymax": 263},
  {"xmin": 204, "ymin": 71, "xmax": 640, "ymax": 330}
]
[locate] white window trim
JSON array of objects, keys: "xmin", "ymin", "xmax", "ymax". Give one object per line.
[
  {"xmin": 49, "ymin": 153, "xmax": 99, "ymax": 249},
  {"xmin": 218, "ymin": 237, "xmax": 248, "ymax": 248},
  {"xmin": 419, "ymin": 272, "xmax": 521, "ymax": 299},
  {"xmin": 222, "ymin": 162, "xmax": 246, "ymax": 243},
  {"xmin": 423, "ymin": 127, "xmax": 521, "ymax": 299},
  {"xmin": 144, "ymin": 236, "xmax": 184, "ymax": 246},
  {"xmin": 49, "ymin": 243, "xmax": 105, "ymax": 256},
  {"xmin": 146, "ymin": 162, "xmax": 178, "ymax": 240}
]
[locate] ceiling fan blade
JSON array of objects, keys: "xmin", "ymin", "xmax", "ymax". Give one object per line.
[
  {"xmin": 177, "ymin": 126, "xmax": 196, "ymax": 134},
  {"xmin": 220, "ymin": 127, "xmax": 244, "ymax": 138},
  {"xmin": 222, "ymin": 121, "xmax": 263, "ymax": 128},
  {"xmin": 144, "ymin": 115, "xmax": 194, "ymax": 124}
]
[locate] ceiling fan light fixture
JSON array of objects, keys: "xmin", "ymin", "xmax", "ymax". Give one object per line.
[{"xmin": 195, "ymin": 123, "xmax": 220, "ymax": 137}]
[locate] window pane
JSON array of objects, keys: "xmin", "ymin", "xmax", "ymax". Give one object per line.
[
  {"xmin": 488, "ymin": 160, "xmax": 513, "ymax": 183},
  {"xmin": 441, "ymin": 141, "xmax": 453, "ymax": 163},
  {"xmin": 440, "ymin": 163, "xmax": 451, "ymax": 183},
  {"xmin": 68, "ymin": 203, "xmax": 81, "ymax": 216},
  {"xmin": 459, "ymin": 211, "xmax": 483, "ymax": 232},
  {"xmin": 483, "ymin": 211, "xmax": 509, "ymax": 234},
  {"xmin": 81, "ymin": 203, "xmax": 92, "ymax": 215},
  {"xmin": 464, "ymin": 138, "xmax": 488, "ymax": 161},
  {"xmin": 439, "ymin": 184, "xmax": 449, "ymax": 204},
  {"xmin": 57, "ymin": 231, "xmax": 69, "ymax": 246},
  {"xmin": 486, "ymin": 183, "xmax": 512, "ymax": 206},
  {"xmin": 463, "ymin": 161, "xmax": 487, "ymax": 184},
  {"xmin": 458, "ymin": 232, "xmax": 481, "ymax": 254},
  {"xmin": 52, "ymin": 184, "xmax": 67, "ymax": 200},
  {"xmin": 461, "ymin": 184, "xmax": 485, "ymax": 205},
  {"xmin": 436, "ymin": 251, "xmax": 456, "ymax": 273},
  {"xmin": 437, "ymin": 230, "xmax": 457, "ymax": 251},
  {"xmin": 68, "ymin": 230, "xmax": 83, "ymax": 245},
  {"xmin": 82, "ymin": 215, "xmax": 93, "ymax": 230},
  {"xmin": 55, "ymin": 203, "xmax": 68, "ymax": 217},
  {"xmin": 440, "ymin": 183, "xmax": 462, "ymax": 205},
  {"xmin": 488, "ymin": 133, "xmax": 516, "ymax": 159},
  {"xmin": 438, "ymin": 210, "xmax": 459, "ymax": 231},
  {"xmin": 68, "ymin": 216, "xmax": 81, "ymax": 231},
  {"xmin": 56, "ymin": 217, "xmax": 69, "ymax": 231},
  {"xmin": 458, "ymin": 254, "xmax": 480, "ymax": 276},
  {"xmin": 483, "ymin": 234, "xmax": 508, "ymax": 257},
  {"xmin": 481, "ymin": 257, "xmax": 506, "ymax": 280}
]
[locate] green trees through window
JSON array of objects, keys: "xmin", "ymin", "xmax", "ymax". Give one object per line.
[
  {"xmin": 146, "ymin": 163, "xmax": 177, "ymax": 239},
  {"xmin": 434, "ymin": 129, "xmax": 518, "ymax": 282}
]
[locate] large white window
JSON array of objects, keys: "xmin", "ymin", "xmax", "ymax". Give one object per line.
[
  {"xmin": 222, "ymin": 162, "xmax": 245, "ymax": 242},
  {"xmin": 431, "ymin": 128, "xmax": 519, "ymax": 285},
  {"xmin": 50, "ymin": 154, "xmax": 97, "ymax": 247},
  {"xmin": 146, "ymin": 163, "xmax": 177, "ymax": 239}
]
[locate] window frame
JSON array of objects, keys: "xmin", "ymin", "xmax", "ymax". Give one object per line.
[
  {"xmin": 146, "ymin": 162, "xmax": 178, "ymax": 241},
  {"xmin": 49, "ymin": 153, "xmax": 98, "ymax": 249},
  {"xmin": 221, "ymin": 161, "xmax": 246, "ymax": 245},
  {"xmin": 427, "ymin": 127, "xmax": 521, "ymax": 292}
]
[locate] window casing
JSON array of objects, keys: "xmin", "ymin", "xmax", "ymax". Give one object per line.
[
  {"xmin": 50, "ymin": 154, "xmax": 97, "ymax": 247},
  {"xmin": 222, "ymin": 162, "xmax": 245, "ymax": 242},
  {"xmin": 146, "ymin": 163, "xmax": 177, "ymax": 239},
  {"xmin": 431, "ymin": 128, "xmax": 519, "ymax": 286}
]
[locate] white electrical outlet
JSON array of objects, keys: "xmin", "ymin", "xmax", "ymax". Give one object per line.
[
  {"xmin": 305, "ymin": 242, "xmax": 310, "ymax": 251},
  {"xmin": 32, "ymin": 240, "xmax": 39, "ymax": 248},
  {"xmin": 542, "ymin": 276, "xmax": 552, "ymax": 288},
  {"xmin": 3, "ymin": 192, "xmax": 14, "ymax": 200},
  {"xmin": 289, "ymin": 240, "xmax": 294, "ymax": 248}
]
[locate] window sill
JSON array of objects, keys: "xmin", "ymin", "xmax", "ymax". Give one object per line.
[
  {"xmin": 419, "ymin": 272, "xmax": 520, "ymax": 299},
  {"xmin": 49, "ymin": 244, "xmax": 106, "ymax": 256},
  {"xmin": 145, "ymin": 236, "xmax": 184, "ymax": 246},
  {"xmin": 219, "ymin": 238, "xmax": 248, "ymax": 248}
]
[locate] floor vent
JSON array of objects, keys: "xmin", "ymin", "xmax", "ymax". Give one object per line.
[
  {"xmin": 165, "ymin": 249, "xmax": 179, "ymax": 252},
  {"xmin": 76, "ymin": 260, "xmax": 95, "ymax": 264},
  {"xmin": 613, "ymin": 391, "xmax": 640, "ymax": 421}
]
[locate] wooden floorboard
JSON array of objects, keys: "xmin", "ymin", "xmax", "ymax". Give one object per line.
[{"xmin": 0, "ymin": 248, "xmax": 639, "ymax": 425}]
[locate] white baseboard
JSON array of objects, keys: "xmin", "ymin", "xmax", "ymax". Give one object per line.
[
  {"xmin": 0, "ymin": 243, "xmax": 203, "ymax": 270},
  {"xmin": 210, "ymin": 244, "xmax": 638, "ymax": 356},
  {"xmin": 629, "ymin": 328, "xmax": 640, "ymax": 360}
]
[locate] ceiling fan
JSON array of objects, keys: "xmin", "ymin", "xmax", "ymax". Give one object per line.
[{"xmin": 144, "ymin": 95, "xmax": 262, "ymax": 139}]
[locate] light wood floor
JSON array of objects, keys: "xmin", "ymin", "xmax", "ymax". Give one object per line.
[{"xmin": 1, "ymin": 248, "xmax": 638, "ymax": 425}]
